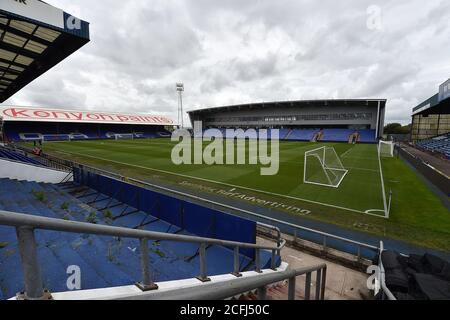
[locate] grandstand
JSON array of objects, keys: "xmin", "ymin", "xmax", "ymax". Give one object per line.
[
  {"xmin": 412, "ymin": 78, "xmax": 450, "ymax": 143},
  {"xmin": 412, "ymin": 79, "xmax": 450, "ymax": 160},
  {"xmin": 416, "ymin": 133, "xmax": 450, "ymax": 159},
  {"xmin": 0, "ymin": 146, "xmax": 44, "ymax": 166},
  {"xmin": 0, "ymin": 174, "xmax": 280, "ymax": 300},
  {"xmin": 188, "ymin": 99, "xmax": 387, "ymax": 143},
  {"xmin": 0, "ymin": 106, "xmax": 174, "ymax": 142}
]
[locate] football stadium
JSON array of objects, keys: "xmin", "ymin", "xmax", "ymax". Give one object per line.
[{"xmin": 0, "ymin": 1, "xmax": 449, "ymax": 303}]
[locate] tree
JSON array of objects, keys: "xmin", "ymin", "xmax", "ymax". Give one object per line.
[{"xmin": 384, "ymin": 123, "xmax": 411, "ymax": 135}]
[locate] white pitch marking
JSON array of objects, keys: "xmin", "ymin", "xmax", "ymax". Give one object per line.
[{"xmin": 50, "ymin": 148, "xmax": 386, "ymax": 217}]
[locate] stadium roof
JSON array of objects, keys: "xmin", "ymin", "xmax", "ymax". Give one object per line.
[
  {"xmin": 0, "ymin": 0, "xmax": 90, "ymax": 103},
  {"xmin": 413, "ymin": 78, "xmax": 450, "ymax": 116},
  {"xmin": 188, "ymin": 99, "xmax": 387, "ymax": 115},
  {"xmin": 0, "ymin": 106, "xmax": 175, "ymax": 126},
  {"xmin": 412, "ymin": 95, "xmax": 450, "ymax": 116}
]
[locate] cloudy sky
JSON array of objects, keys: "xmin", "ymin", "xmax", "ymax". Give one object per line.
[{"xmin": 4, "ymin": 0, "xmax": 450, "ymax": 125}]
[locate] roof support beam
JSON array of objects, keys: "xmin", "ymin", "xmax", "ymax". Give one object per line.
[
  {"xmin": 0, "ymin": 65, "xmax": 21, "ymax": 76},
  {"xmin": 0, "ymin": 23, "xmax": 52, "ymax": 47},
  {"xmin": 0, "ymin": 41, "xmax": 39, "ymax": 60},
  {"xmin": 0, "ymin": 57, "xmax": 28, "ymax": 69}
]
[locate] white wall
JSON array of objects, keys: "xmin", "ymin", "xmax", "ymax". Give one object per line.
[{"xmin": 0, "ymin": 159, "xmax": 72, "ymax": 183}]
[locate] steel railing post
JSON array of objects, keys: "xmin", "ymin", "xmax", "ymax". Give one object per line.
[
  {"xmin": 288, "ymin": 276, "xmax": 296, "ymax": 300},
  {"xmin": 16, "ymin": 227, "xmax": 46, "ymax": 300},
  {"xmin": 197, "ymin": 243, "xmax": 211, "ymax": 282},
  {"xmin": 305, "ymin": 272, "xmax": 311, "ymax": 300},
  {"xmin": 315, "ymin": 269, "xmax": 322, "ymax": 300},
  {"xmin": 321, "ymin": 267, "xmax": 327, "ymax": 300},
  {"xmin": 271, "ymin": 249, "xmax": 277, "ymax": 270},
  {"xmin": 255, "ymin": 248, "xmax": 262, "ymax": 273},
  {"xmin": 257, "ymin": 286, "xmax": 267, "ymax": 300},
  {"xmin": 232, "ymin": 247, "xmax": 242, "ymax": 277},
  {"xmin": 136, "ymin": 238, "xmax": 158, "ymax": 291}
]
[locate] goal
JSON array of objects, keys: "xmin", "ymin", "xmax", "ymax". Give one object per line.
[
  {"xmin": 304, "ymin": 146, "xmax": 349, "ymax": 188},
  {"xmin": 379, "ymin": 140, "xmax": 394, "ymax": 157},
  {"xmin": 114, "ymin": 133, "xmax": 134, "ymax": 140}
]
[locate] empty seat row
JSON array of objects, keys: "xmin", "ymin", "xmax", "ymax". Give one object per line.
[
  {"xmin": 416, "ymin": 133, "xmax": 450, "ymax": 159},
  {"xmin": 0, "ymin": 147, "xmax": 45, "ymax": 167},
  {"xmin": 0, "ymin": 178, "xmax": 271, "ymax": 299}
]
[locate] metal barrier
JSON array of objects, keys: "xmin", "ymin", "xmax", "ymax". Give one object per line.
[
  {"xmin": 398, "ymin": 145, "xmax": 450, "ymax": 196},
  {"xmin": 22, "ymin": 146, "xmax": 380, "ymax": 259},
  {"xmin": 12, "ymin": 144, "xmax": 72, "ymax": 172},
  {"xmin": 73, "ymin": 163, "xmax": 380, "ymax": 259},
  {"xmin": 0, "ymin": 210, "xmax": 286, "ymax": 300},
  {"xmin": 116, "ymin": 263, "xmax": 327, "ymax": 300}
]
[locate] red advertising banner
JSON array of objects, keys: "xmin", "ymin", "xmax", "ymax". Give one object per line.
[{"xmin": 0, "ymin": 107, "xmax": 175, "ymax": 126}]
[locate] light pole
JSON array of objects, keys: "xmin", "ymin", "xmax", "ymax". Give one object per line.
[{"xmin": 176, "ymin": 83, "xmax": 184, "ymax": 129}]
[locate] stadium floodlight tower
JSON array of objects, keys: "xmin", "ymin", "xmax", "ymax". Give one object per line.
[{"xmin": 176, "ymin": 83, "xmax": 185, "ymax": 129}]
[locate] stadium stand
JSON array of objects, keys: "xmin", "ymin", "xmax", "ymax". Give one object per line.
[
  {"xmin": 201, "ymin": 128, "xmax": 377, "ymax": 143},
  {"xmin": 416, "ymin": 133, "xmax": 450, "ymax": 159},
  {"xmin": 285, "ymin": 129, "xmax": 319, "ymax": 141},
  {"xmin": 358, "ymin": 129, "xmax": 377, "ymax": 143},
  {"xmin": 0, "ymin": 147, "xmax": 45, "ymax": 167},
  {"xmin": 0, "ymin": 176, "xmax": 278, "ymax": 299},
  {"xmin": 4, "ymin": 126, "xmax": 172, "ymax": 142},
  {"xmin": 321, "ymin": 129, "xmax": 355, "ymax": 142}
]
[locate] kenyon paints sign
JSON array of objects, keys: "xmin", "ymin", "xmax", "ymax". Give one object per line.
[{"xmin": 0, "ymin": 107, "xmax": 174, "ymax": 126}]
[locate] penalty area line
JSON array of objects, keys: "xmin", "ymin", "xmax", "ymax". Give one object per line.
[{"xmin": 53, "ymin": 148, "xmax": 384, "ymax": 217}]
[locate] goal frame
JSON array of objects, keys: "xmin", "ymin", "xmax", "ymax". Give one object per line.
[
  {"xmin": 303, "ymin": 146, "xmax": 349, "ymax": 188},
  {"xmin": 114, "ymin": 133, "xmax": 135, "ymax": 140},
  {"xmin": 378, "ymin": 140, "xmax": 394, "ymax": 158}
]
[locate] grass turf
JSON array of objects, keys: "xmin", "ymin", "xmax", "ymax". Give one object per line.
[{"xmin": 31, "ymin": 139, "xmax": 450, "ymax": 251}]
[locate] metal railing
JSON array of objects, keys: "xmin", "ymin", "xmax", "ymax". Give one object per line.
[
  {"xmin": 79, "ymin": 163, "xmax": 380, "ymax": 260},
  {"xmin": 11, "ymin": 144, "xmax": 72, "ymax": 172},
  {"xmin": 0, "ymin": 210, "xmax": 286, "ymax": 300},
  {"xmin": 22, "ymin": 148, "xmax": 380, "ymax": 260},
  {"xmin": 115, "ymin": 263, "xmax": 327, "ymax": 300}
]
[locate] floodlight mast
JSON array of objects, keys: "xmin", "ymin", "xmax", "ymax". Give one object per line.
[{"xmin": 176, "ymin": 83, "xmax": 184, "ymax": 129}]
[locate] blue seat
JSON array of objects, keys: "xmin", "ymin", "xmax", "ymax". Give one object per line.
[{"xmin": 0, "ymin": 178, "xmax": 275, "ymax": 299}]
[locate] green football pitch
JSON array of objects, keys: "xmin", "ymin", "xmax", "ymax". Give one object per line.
[{"xmin": 30, "ymin": 139, "xmax": 450, "ymax": 251}]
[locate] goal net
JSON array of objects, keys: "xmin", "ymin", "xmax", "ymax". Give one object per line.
[
  {"xmin": 114, "ymin": 133, "xmax": 134, "ymax": 140},
  {"xmin": 304, "ymin": 146, "xmax": 349, "ymax": 188},
  {"xmin": 379, "ymin": 140, "xmax": 394, "ymax": 157}
]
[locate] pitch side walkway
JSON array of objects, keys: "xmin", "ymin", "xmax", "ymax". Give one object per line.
[
  {"xmin": 402, "ymin": 144, "xmax": 450, "ymax": 177},
  {"xmin": 257, "ymin": 237, "xmax": 370, "ymax": 300}
]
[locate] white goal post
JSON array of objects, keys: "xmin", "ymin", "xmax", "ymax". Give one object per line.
[
  {"xmin": 114, "ymin": 133, "xmax": 134, "ymax": 140},
  {"xmin": 379, "ymin": 140, "xmax": 394, "ymax": 157},
  {"xmin": 304, "ymin": 146, "xmax": 349, "ymax": 188}
]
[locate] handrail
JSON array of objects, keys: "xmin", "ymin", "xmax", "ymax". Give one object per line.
[
  {"xmin": 114, "ymin": 264, "xmax": 328, "ymax": 300},
  {"xmin": 0, "ymin": 211, "xmax": 285, "ymax": 251},
  {"xmin": 0, "ymin": 210, "xmax": 286, "ymax": 300},
  {"xmin": 11, "ymin": 144, "xmax": 72, "ymax": 172},
  {"xmin": 378, "ymin": 241, "xmax": 397, "ymax": 300}
]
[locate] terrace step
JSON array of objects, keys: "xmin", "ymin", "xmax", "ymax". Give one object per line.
[{"xmin": 0, "ymin": 178, "xmax": 269, "ymax": 299}]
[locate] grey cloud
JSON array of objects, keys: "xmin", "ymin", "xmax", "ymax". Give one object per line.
[{"xmin": 2, "ymin": 0, "xmax": 449, "ymax": 126}]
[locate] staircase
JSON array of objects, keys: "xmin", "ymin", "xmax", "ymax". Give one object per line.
[{"xmin": 0, "ymin": 178, "xmax": 275, "ymax": 300}]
